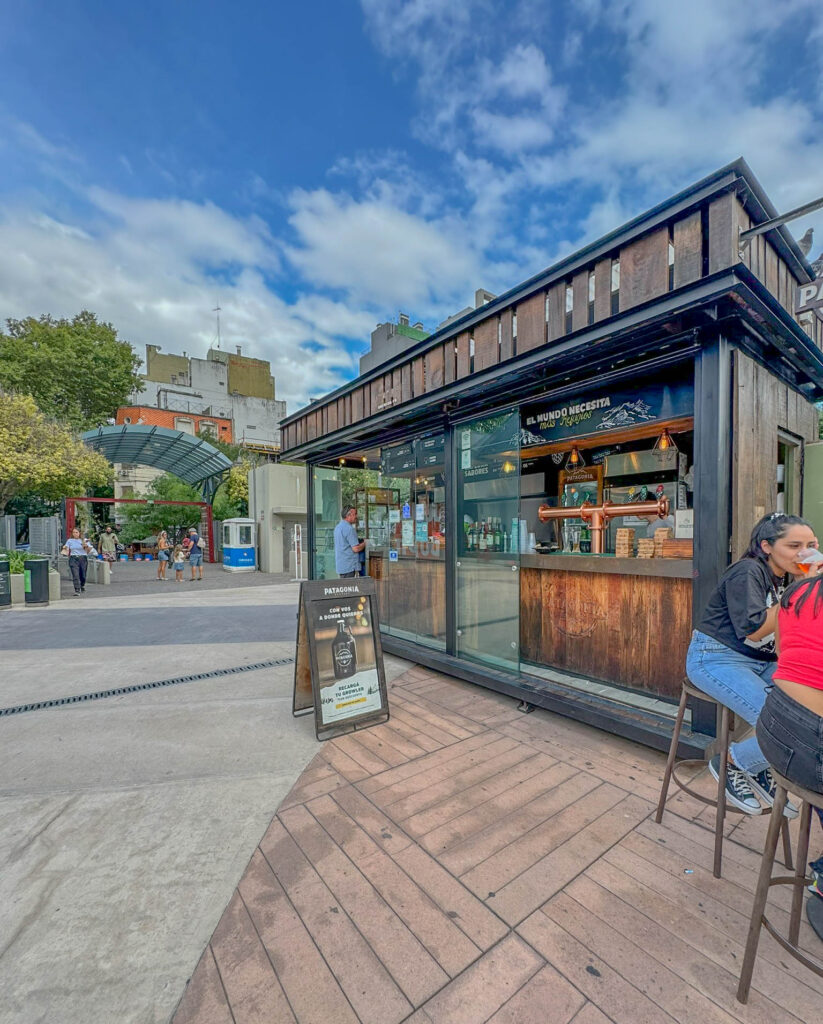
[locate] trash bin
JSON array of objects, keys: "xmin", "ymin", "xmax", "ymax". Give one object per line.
[
  {"xmin": 24, "ymin": 558, "xmax": 49, "ymax": 605},
  {"xmin": 0, "ymin": 558, "xmax": 10, "ymax": 609}
]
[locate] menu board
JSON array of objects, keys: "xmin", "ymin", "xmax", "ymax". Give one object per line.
[
  {"xmin": 293, "ymin": 578, "xmax": 389, "ymax": 740},
  {"xmin": 382, "ymin": 443, "xmax": 415, "ymax": 475}
]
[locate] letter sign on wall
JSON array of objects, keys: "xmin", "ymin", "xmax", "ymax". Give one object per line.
[{"xmin": 796, "ymin": 278, "xmax": 823, "ymax": 315}]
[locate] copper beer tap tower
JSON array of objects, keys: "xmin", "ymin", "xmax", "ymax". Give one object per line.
[{"xmin": 537, "ymin": 496, "xmax": 670, "ymax": 554}]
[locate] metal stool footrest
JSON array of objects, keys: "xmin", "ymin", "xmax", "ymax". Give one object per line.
[{"xmin": 760, "ymin": 875, "xmax": 823, "ymax": 978}]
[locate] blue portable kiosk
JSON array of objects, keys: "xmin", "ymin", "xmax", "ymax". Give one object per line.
[{"xmin": 222, "ymin": 517, "xmax": 256, "ymax": 572}]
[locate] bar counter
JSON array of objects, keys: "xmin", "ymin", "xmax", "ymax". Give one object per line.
[
  {"xmin": 520, "ymin": 556, "xmax": 692, "ymax": 699},
  {"xmin": 520, "ymin": 553, "xmax": 694, "ymax": 578}
]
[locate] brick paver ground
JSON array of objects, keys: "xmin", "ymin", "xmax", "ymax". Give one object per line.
[{"xmin": 172, "ymin": 665, "xmax": 823, "ymax": 1023}]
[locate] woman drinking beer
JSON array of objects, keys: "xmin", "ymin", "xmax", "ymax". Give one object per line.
[{"xmin": 686, "ymin": 512, "xmax": 817, "ymax": 816}]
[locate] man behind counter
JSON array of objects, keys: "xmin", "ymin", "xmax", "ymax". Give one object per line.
[{"xmin": 333, "ymin": 505, "xmax": 366, "ymax": 578}]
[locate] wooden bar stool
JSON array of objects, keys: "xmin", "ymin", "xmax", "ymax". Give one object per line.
[
  {"xmin": 656, "ymin": 679, "xmax": 793, "ymax": 879},
  {"xmin": 737, "ymin": 772, "xmax": 823, "ymax": 1002}
]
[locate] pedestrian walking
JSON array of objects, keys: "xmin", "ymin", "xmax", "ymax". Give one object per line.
[
  {"xmin": 61, "ymin": 527, "xmax": 93, "ymax": 595},
  {"xmin": 187, "ymin": 527, "xmax": 204, "ymax": 580},
  {"xmin": 156, "ymin": 531, "xmax": 170, "ymax": 580},
  {"xmin": 98, "ymin": 524, "xmax": 119, "ymax": 573},
  {"xmin": 333, "ymin": 505, "xmax": 365, "ymax": 578}
]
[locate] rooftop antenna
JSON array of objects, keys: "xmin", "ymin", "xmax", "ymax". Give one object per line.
[{"xmin": 213, "ymin": 301, "xmax": 222, "ymax": 349}]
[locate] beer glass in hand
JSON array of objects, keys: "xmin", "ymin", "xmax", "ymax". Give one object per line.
[{"xmin": 795, "ymin": 547, "xmax": 823, "ymax": 575}]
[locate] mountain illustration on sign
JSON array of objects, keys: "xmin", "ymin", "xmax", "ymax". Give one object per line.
[
  {"xmin": 519, "ymin": 426, "xmax": 545, "ymax": 446},
  {"xmin": 595, "ymin": 399, "xmax": 654, "ymax": 430}
]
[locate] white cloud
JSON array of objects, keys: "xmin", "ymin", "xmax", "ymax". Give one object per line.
[
  {"xmin": 284, "ymin": 187, "xmax": 480, "ymax": 310},
  {"xmin": 360, "ymin": 0, "xmax": 823, "ymax": 260},
  {"xmin": 0, "ymin": 195, "xmax": 368, "ymax": 411}
]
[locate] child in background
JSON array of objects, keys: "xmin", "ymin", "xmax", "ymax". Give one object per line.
[{"xmin": 172, "ymin": 544, "xmax": 185, "ymax": 582}]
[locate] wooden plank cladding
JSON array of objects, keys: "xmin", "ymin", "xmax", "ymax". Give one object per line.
[
  {"xmin": 546, "ymin": 281, "xmax": 565, "ymax": 342},
  {"xmin": 456, "ymin": 331, "xmax": 470, "ymax": 378},
  {"xmin": 516, "ymin": 291, "xmax": 546, "ymax": 353},
  {"xmin": 731, "ymin": 350, "xmax": 820, "ymax": 559},
  {"xmin": 370, "ymin": 556, "xmax": 446, "ymax": 647},
  {"xmin": 619, "ymin": 227, "xmax": 669, "ymax": 310},
  {"xmin": 473, "ymin": 316, "xmax": 498, "ymax": 372},
  {"xmin": 280, "ymin": 166, "xmax": 821, "ymax": 456},
  {"xmin": 425, "ymin": 344, "xmax": 445, "ymax": 392},
  {"xmin": 520, "ymin": 566, "xmax": 692, "ymax": 698},
  {"xmin": 672, "ymin": 212, "xmax": 702, "ymax": 288}
]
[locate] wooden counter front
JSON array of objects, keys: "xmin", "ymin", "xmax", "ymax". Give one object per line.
[
  {"xmin": 520, "ymin": 563, "xmax": 692, "ymax": 698},
  {"xmin": 369, "ymin": 554, "xmax": 446, "ymax": 643}
]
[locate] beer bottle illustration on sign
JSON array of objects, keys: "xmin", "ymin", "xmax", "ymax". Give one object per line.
[{"xmin": 331, "ymin": 618, "xmax": 357, "ymax": 679}]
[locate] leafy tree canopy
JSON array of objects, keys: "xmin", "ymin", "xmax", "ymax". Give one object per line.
[
  {"xmin": 115, "ymin": 472, "xmax": 245, "ymax": 544},
  {"xmin": 0, "ymin": 391, "xmax": 112, "ymax": 514},
  {"xmin": 0, "ymin": 311, "xmax": 143, "ymax": 430},
  {"xmin": 115, "ymin": 474, "xmax": 204, "ymax": 544}
]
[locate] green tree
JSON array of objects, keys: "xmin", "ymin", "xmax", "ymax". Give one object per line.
[
  {"xmin": 0, "ymin": 311, "xmax": 143, "ymax": 429},
  {"xmin": 0, "ymin": 391, "xmax": 112, "ymax": 513},
  {"xmin": 115, "ymin": 474, "xmax": 204, "ymax": 544}
]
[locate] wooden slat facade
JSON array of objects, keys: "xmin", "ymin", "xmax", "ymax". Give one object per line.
[
  {"xmin": 281, "ymin": 174, "xmax": 820, "ymax": 455},
  {"xmin": 516, "ymin": 291, "xmax": 546, "ymax": 354},
  {"xmin": 619, "ymin": 227, "xmax": 669, "ymax": 310},
  {"xmin": 520, "ymin": 568, "xmax": 692, "ymax": 697},
  {"xmin": 731, "ymin": 350, "xmax": 820, "ymax": 558}
]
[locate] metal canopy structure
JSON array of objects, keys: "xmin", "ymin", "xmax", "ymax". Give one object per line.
[{"xmin": 81, "ymin": 424, "xmax": 233, "ymax": 501}]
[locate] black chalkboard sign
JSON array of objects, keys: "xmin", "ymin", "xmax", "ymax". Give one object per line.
[{"xmin": 293, "ymin": 577, "xmax": 390, "ymax": 741}]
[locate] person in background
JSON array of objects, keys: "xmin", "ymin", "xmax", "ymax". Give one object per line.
[
  {"xmin": 98, "ymin": 524, "xmax": 119, "ymax": 573},
  {"xmin": 686, "ymin": 512, "xmax": 817, "ymax": 816},
  {"xmin": 187, "ymin": 527, "xmax": 204, "ymax": 580},
  {"xmin": 156, "ymin": 531, "xmax": 170, "ymax": 581},
  {"xmin": 61, "ymin": 527, "xmax": 93, "ymax": 596},
  {"xmin": 333, "ymin": 505, "xmax": 365, "ymax": 578},
  {"xmin": 641, "ymin": 511, "xmax": 676, "ymax": 538},
  {"xmin": 172, "ymin": 543, "xmax": 186, "ymax": 582},
  {"xmin": 758, "ymin": 552, "xmax": 823, "ymax": 939}
]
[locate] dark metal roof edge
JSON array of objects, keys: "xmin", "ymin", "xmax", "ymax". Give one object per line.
[
  {"xmin": 281, "ymin": 271, "xmax": 739, "ymax": 460},
  {"xmin": 283, "ymin": 163, "xmax": 753, "ymax": 428},
  {"xmin": 731, "ymin": 158, "xmax": 815, "ymax": 282},
  {"xmin": 732, "ymin": 266, "xmax": 823, "ymax": 388}
]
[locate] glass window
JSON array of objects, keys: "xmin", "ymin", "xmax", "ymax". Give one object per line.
[
  {"xmin": 777, "ymin": 433, "xmax": 801, "ymax": 514},
  {"xmin": 312, "ymin": 466, "xmax": 343, "ymax": 579},
  {"xmin": 239, "ymin": 525, "xmax": 253, "ymax": 545},
  {"xmin": 222, "ymin": 523, "xmax": 231, "ymax": 547},
  {"xmin": 456, "ymin": 410, "xmax": 520, "ymax": 671},
  {"xmin": 611, "ymin": 258, "xmax": 620, "ymax": 315}
]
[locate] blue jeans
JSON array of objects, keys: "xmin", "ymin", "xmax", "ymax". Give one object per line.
[{"xmin": 686, "ymin": 629, "xmax": 775, "ymax": 774}]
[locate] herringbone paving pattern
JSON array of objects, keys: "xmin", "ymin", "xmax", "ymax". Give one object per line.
[{"xmin": 172, "ymin": 665, "xmax": 823, "ymax": 1023}]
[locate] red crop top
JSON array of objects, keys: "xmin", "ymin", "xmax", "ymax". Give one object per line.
[{"xmin": 776, "ymin": 584, "xmax": 823, "ymax": 691}]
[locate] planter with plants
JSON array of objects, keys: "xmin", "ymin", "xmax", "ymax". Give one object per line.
[{"xmin": 0, "ymin": 550, "xmax": 60, "ymax": 604}]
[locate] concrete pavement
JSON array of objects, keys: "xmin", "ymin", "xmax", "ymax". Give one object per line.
[{"xmin": 0, "ymin": 574, "xmax": 408, "ymax": 1024}]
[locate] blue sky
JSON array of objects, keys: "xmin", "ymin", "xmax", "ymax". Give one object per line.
[{"xmin": 1, "ymin": 1, "xmax": 822, "ymax": 411}]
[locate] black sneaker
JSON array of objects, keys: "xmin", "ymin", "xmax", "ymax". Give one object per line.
[
  {"xmin": 707, "ymin": 754, "xmax": 761, "ymax": 814},
  {"xmin": 749, "ymin": 767, "xmax": 799, "ymax": 819}
]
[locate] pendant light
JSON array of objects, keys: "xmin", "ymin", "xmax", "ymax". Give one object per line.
[
  {"xmin": 654, "ymin": 428, "xmax": 678, "ymax": 452},
  {"xmin": 565, "ymin": 445, "xmax": 585, "ymax": 468}
]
